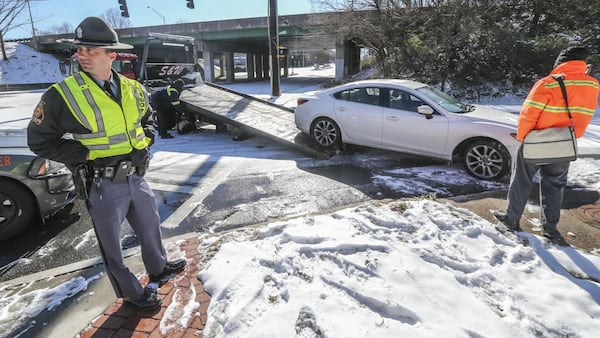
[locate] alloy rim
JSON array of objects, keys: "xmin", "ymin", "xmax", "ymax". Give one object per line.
[
  {"xmin": 314, "ymin": 120, "xmax": 337, "ymax": 146},
  {"xmin": 465, "ymin": 144, "xmax": 503, "ymax": 179}
]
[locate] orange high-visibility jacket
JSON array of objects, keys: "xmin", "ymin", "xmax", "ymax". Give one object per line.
[{"xmin": 517, "ymin": 60, "xmax": 599, "ymax": 141}]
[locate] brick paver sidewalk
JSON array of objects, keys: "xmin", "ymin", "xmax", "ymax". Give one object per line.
[{"xmin": 79, "ymin": 237, "xmax": 211, "ymax": 338}]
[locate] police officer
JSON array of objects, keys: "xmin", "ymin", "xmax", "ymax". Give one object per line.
[
  {"xmin": 27, "ymin": 16, "xmax": 185, "ymax": 310},
  {"xmin": 150, "ymin": 79, "xmax": 185, "ymax": 138}
]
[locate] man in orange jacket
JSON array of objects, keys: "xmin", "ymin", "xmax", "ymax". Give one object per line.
[{"xmin": 494, "ymin": 46, "xmax": 599, "ymax": 241}]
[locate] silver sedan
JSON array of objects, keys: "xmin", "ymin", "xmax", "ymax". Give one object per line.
[{"xmin": 295, "ymin": 79, "xmax": 520, "ymax": 180}]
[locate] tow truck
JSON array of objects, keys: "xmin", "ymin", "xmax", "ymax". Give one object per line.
[{"xmin": 62, "ymin": 33, "xmax": 203, "ymax": 88}]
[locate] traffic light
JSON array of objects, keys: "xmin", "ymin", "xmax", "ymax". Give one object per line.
[
  {"xmin": 186, "ymin": 0, "xmax": 195, "ymax": 9},
  {"xmin": 277, "ymin": 46, "xmax": 288, "ymax": 58},
  {"xmin": 118, "ymin": 0, "xmax": 129, "ymax": 17}
]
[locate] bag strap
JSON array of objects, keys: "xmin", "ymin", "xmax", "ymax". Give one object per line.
[
  {"xmin": 552, "ymin": 74, "xmax": 575, "ymax": 128},
  {"xmin": 552, "ymin": 74, "xmax": 578, "ymax": 158}
]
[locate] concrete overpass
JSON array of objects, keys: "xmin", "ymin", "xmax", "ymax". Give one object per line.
[{"xmin": 35, "ymin": 12, "xmax": 361, "ymax": 82}]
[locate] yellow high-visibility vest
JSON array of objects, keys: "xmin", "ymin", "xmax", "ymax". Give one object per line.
[{"xmin": 53, "ymin": 72, "xmax": 151, "ymax": 160}]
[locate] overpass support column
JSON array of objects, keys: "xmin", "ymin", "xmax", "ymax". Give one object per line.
[
  {"xmin": 335, "ymin": 40, "xmax": 361, "ymax": 81},
  {"xmin": 247, "ymin": 53, "xmax": 255, "ymax": 80},
  {"xmin": 347, "ymin": 41, "xmax": 361, "ymax": 76},
  {"xmin": 262, "ymin": 54, "xmax": 270, "ymax": 79},
  {"xmin": 254, "ymin": 55, "xmax": 263, "ymax": 79},
  {"xmin": 335, "ymin": 41, "xmax": 345, "ymax": 81},
  {"xmin": 225, "ymin": 52, "xmax": 235, "ymax": 82},
  {"xmin": 217, "ymin": 54, "xmax": 226, "ymax": 78},
  {"xmin": 203, "ymin": 50, "xmax": 215, "ymax": 82}
]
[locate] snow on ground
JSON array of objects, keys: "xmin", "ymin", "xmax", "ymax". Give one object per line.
[
  {"xmin": 2, "ymin": 42, "xmax": 600, "ymax": 338},
  {"xmin": 0, "ymin": 43, "xmax": 65, "ymax": 85},
  {"xmin": 198, "ymin": 199, "xmax": 600, "ymax": 337}
]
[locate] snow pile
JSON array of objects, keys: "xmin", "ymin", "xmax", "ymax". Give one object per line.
[{"xmin": 0, "ymin": 43, "xmax": 65, "ymax": 85}]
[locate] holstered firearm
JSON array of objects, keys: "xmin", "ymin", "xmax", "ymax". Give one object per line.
[
  {"xmin": 136, "ymin": 153, "xmax": 150, "ymax": 176},
  {"xmin": 73, "ymin": 162, "xmax": 91, "ymax": 200}
]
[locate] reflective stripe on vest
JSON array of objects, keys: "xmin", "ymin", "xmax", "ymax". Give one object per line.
[{"xmin": 52, "ymin": 72, "xmax": 150, "ymax": 159}]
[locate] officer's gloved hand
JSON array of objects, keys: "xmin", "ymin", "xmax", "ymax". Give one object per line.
[
  {"xmin": 144, "ymin": 127, "xmax": 155, "ymax": 146},
  {"xmin": 131, "ymin": 148, "xmax": 151, "ymax": 176}
]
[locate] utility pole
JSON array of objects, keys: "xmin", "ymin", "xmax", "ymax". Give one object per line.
[
  {"xmin": 26, "ymin": 0, "xmax": 37, "ymax": 49},
  {"xmin": 268, "ymin": 0, "xmax": 280, "ymax": 96}
]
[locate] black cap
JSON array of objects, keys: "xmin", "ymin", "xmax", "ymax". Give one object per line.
[
  {"xmin": 72, "ymin": 16, "xmax": 133, "ymax": 50},
  {"xmin": 554, "ymin": 46, "xmax": 589, "ymax": 68}
]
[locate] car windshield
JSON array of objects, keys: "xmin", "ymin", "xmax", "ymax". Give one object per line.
[{"xmin": 416, "ymin": 86, "xmax": 475, "ymax": 113}]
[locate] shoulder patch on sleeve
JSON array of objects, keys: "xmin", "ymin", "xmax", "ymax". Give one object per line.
[{"xmin": 31, "ymin": 100, "xmax": 46, "ymax": 125}]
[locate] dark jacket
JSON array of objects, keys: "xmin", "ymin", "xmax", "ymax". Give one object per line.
[{"xmin": 150, "ymin": 85, "xmax": 183, "ymax": 113}]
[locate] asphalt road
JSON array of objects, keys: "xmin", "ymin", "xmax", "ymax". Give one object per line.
[{"xmin": 0, "ymin": 126, "xmax": 509, "ymax": 283}]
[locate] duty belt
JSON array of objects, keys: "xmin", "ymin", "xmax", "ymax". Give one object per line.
[{"xmin": 92, "ymin": 160, "xmax": 137, "ymax": 179}]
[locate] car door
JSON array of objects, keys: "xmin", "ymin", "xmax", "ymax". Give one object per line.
[
  {"xmin": 333, "ymin": 87, "xmax": 383, "ymax": 146},
  {"xmin": 381, "ymin": 88, "xmax": 450, "ymax": 157}
]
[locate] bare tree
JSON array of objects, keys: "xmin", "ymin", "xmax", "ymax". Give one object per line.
[
  {"xmin": 37, "ymin": 22, "xmax": 73, "ymax": 35},
  {"xmin": 101, "ymin": 8, "xmax": 131, "ymax": 29},
  {"xmin": 0, "ymin": 0, "xmax": 29, "ymax": 60}
]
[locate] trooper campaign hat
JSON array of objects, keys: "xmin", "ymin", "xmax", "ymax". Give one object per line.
[{"xmin": 73, "ymin": 16, "xmax": 133, "ymax": 49}]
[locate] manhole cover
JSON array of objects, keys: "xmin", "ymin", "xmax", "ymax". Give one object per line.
[{"xmin": 575, "ymin": 204, "xmax": 600, "ymax": 230}]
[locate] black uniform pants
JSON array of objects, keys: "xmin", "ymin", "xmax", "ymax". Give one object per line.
[
  {"xmin": 86, "ymin": 174, "xmax": 167, "ymax": 299},
  {"xmin": 156, "ymin": 108, "xmax": 177, "ymax": 136}
]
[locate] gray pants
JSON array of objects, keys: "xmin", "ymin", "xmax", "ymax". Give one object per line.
[
  {"xmin": 86, "ymin": 174, "xmax": 166, "ymax": 299},
  {"xmin": 506, "ymin": 144, "xmax": 570, "ymax": 229}
]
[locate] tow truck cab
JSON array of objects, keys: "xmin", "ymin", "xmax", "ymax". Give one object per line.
[
  {"xmin": 138, "ymin": 33, "xmax": 202, "ymax": 88},
  {"xmin": 61, "ymin": 33, "xmax": 202, "ymax": 88},
  {"xmin": 69, "ymin": 52, "xmax": 138, "ymax": 79}
]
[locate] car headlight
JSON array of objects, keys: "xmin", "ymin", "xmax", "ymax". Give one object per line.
[{"xmin": 28, "ymin": 158, "xmax": 71, "ymax": 179}]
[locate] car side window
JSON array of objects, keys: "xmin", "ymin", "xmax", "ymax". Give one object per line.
[
  {"xmin": 334, "ymin": 87, "xmax": 381, "ymax": 106},
  {"xmin": 388, "ymin": 89, "xmax": 425, "ymax": 113}
]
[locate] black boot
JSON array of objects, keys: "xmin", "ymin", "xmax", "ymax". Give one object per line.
[
  {"xmin": 149, "ymin": 258, "xmax": 187, "ymax": 285},
  {"xmin": 493, "ymin": 210, "xmax": 520, "ymax": 231},
  {"xmin": 124, "ymin": 287, "xmax": 162, "ymax": 310}
]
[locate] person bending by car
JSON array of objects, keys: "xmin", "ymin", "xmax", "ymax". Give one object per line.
[
  {"xmin": 494, "ymin": 46, "xmax": 599, "ymax": 241},
  {"xmin": 150, "ymin": 79, "xmax": 186, "ymax": 139},
  {"xmin": 27, "ymin": 16, "xmax": 185, "ymax": 310}
]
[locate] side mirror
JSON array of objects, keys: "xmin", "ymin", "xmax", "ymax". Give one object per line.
[{"xmin": 417, "ymin": 105, "xmax": 434, "ymax": 119}]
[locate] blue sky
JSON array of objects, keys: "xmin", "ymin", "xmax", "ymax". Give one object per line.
[{"xmin": 7, "ymin": 0, "xmax": 315, "ymax": 39}]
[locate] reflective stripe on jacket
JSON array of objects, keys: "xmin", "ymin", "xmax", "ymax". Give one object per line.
[
  {"xmin": 52, "ymin": 71, "xmax": 151, "ymax": 160},
  {"xmin": 167, "ymin": 85, "xmax": 181, "ymax": 107},
  {"xmin": 517, "ymin": 60, "xmax": 599, "ymax": 141}
]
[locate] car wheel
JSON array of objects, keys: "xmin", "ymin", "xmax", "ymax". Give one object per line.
[
  {"xmin": 311, "ymin": 117, "xmax": 341, "ymax": 148},
  {"xmin": 463, "ymin": 140, "xmax": 510, "ymax": 180},
  {"xmin": 0, "ymin": 180, "xmax": 37, "ymax": 241}
]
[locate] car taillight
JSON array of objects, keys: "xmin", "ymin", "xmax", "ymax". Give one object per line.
[
  {"xmin": 510, "ymin": 133, "xmax": 518, "ymax": 140},
  {"xmin": 297, "ymin": 98, "xmax": 309, "ymax": 106}
]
